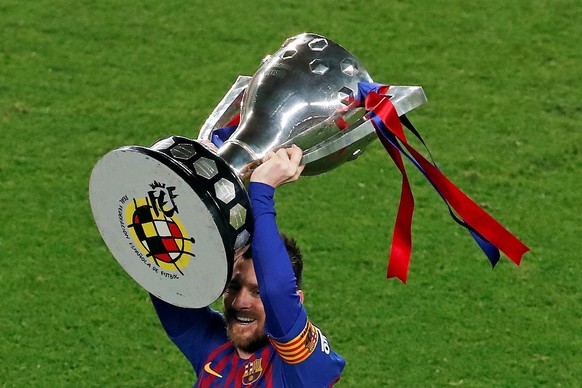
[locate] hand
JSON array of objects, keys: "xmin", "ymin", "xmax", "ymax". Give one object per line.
[
  {"xmin": 250, "ymin": 145, "xmax": 305, "ymax": 188},
  {"xmin": 198, "ymin": 139, "xmax": 219, "ymax": 152}
]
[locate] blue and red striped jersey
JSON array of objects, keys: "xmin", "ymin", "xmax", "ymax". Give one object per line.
[{"xmin": 151, "ymin": 182, "xmax": 345, "ymax": 387}]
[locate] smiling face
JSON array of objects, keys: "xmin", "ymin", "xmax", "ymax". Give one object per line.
[{"xmin": 223, "ymin": 257, "xmax": 268, "ymax": 357}]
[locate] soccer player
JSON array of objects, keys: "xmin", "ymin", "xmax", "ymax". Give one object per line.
[{"xmin": 150, "ymin": 145, "xmax": 346, "ymax": 387}]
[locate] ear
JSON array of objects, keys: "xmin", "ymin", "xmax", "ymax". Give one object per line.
[{"xmin": 297, "ymin": 289, "xmax": 304, "ymax": 304}]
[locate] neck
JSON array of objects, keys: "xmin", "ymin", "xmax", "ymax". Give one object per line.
[{"xmin": 236, "ymin": 347, "xmax": 253, "ymax": 360}]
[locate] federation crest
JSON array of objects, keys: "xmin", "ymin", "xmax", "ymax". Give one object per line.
[
  {"xmin": 126, "ymin": 181, "xmax": 195, "ymax": 275},
  {"xmin": 89, "ymin": 145, "xmax": 237, "ymax": 308}
]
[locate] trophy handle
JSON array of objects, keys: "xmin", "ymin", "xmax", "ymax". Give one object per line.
[{"xmin": 197, "ymin": 75, "xmax": 252, "ymax": 142}]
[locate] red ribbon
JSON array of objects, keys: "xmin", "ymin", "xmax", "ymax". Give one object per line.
[
  {"xmin": 365, "ymin": 90, "xmax": 530, "ymax": 283},
  {"xmin": 381, "ymin": 136, "xmax": 414, "ymax": 283}
]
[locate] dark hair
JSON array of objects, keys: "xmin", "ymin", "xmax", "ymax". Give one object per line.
[
  {"xmin": 243, "ymin": 233, "xmax": 304, "ymax": 289},
  {"xmin": 280, "ymin": 233, "xmax": 303, "ymax": 289}
]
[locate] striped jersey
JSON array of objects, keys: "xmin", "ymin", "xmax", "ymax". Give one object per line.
[{"xmin": 151, "ymin": 183, "xmax": 345, "ymax": 387}]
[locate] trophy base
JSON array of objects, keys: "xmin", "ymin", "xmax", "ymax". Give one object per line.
[{"xmin": 89, "ymin": 137, "xmax": 252, "ymax": 308}]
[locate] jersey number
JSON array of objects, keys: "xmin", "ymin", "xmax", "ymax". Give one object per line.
[{"xmin": 316, "ymin": 328, "xmax": 330, "ymax": 354}]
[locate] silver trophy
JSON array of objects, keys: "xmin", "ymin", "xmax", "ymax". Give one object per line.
[{"xmin": 89, "ymin": 33, "xmax": 427, "ymax": 308}]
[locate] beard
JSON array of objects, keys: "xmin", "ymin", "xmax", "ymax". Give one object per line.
[{"xmin": 224, "ymin": 309, "xmax": 269, "ymax": 354}]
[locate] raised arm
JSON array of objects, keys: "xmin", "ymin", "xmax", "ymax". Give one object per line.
[
  {"xmin": 250, "ymin": 146, "xmax": 346, "ymax": 386},
  {"xmin": 249, "ymin": 146, "xmax": 305, "ymax": 338},
  {"xmin": 150, "ymin": 295, "xmax": 226, "ymax": 371}
]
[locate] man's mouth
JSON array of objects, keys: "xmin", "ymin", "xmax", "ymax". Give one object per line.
[
  {"xmin": 226, "ymin": 309, "xmax": 257, "ymax": 326},
  {"xmin": 235, "ymin": 315, "xmax": 256, "ymax": 325}
]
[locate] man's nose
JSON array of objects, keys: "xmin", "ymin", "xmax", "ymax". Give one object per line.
[{"xmin": 232, "ymin": 289, "xmax": 252, "ymax": 309}]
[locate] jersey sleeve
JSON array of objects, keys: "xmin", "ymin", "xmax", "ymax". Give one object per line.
[
  {"xmin": 249, "ymin": 182, "xmax": 304, "ymax": 338},
  {"xmin": 271, "ymin": 319, "xmax": 346, "ymax": 387},
  {"xmin": 249, "ymin": 182, "xmax": 346, "ymax": 386},
  {"xmin": 150, "ymin": 294, "xmax": 227, "ymax": 372}
]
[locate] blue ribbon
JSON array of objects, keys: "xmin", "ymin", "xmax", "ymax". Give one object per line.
[
  {"xmin": 211, "ymin": 124, "xmax": 238, "ymax": 147},
  {"xmin": 361, "ymin": 82, "xmax": 501, "ymax": 267}
]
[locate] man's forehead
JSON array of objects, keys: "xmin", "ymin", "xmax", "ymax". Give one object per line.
[{"xmin": 231, "ymin": 259, "xmax": 258, "ymax": 284}]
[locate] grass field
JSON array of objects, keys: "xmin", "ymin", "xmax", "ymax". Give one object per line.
[{"xmin": 1, "ymin": 0, "xmax": 581, "ymax": 386}]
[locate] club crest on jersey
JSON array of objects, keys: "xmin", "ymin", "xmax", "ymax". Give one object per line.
[
  {"xmin": 305, "ymin": 323, "xmax": 318, "ymax": 353},
  {"xmin": 119, "ymin": 181, "xmax": 195, "ymax": 277},
  {"xmin": 242, "ymin": 357, "xmax": 263, "ymax": 385},
  {"xmin": 270, "ymin": 321, "xmax": 319, "ymax": 364}
]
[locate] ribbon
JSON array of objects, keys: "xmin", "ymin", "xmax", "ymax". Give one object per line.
[
  {"xmin": 211, "ymin": 125, "xmax": 237, "ymax": 147},
  {"xmin": 210, "ymin": 114, "xmax": 241, "ymax": 147},
  {"xmin": 357, "ymin": 82, "xmax": 529, "ymax": 283}
]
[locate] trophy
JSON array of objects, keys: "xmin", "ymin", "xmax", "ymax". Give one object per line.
[{"xmin": 89, "ymin": 33, "xmax": 427, "ymax": 308}]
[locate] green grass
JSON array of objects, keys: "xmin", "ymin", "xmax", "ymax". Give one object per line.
[{"xmin": 1, "ymin": 0, "xmax": 581, "ymax": 386}]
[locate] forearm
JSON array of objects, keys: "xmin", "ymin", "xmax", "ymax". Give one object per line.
[
  {"xmin": 150, "ymin": 294, "xmax": 209, "ymax": 338},
  {"xmin": 249, "ymin": 182, "xmax": 304, "ymax": 338},
  {"xmin": 150, "ymin": 294, "xmax": 226, "ymax": 370}
]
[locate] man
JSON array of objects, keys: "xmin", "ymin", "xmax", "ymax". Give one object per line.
[{"xmin": 150, "ymin": 145, "xmax": 346, "ymax": 387}]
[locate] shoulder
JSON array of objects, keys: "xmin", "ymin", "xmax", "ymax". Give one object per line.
[{"xmin": 270, "ymin": 319, "xmax": 346, "ymax": 387}]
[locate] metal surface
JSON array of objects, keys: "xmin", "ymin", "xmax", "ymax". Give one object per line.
[
  {"xmin": 301, "ymin": 86, "xmax": 427, "ymax": 167},
  {"xmin": 216, "ymin": 32, "xmax": 374, "ymax": 176},
  {"xmin": 198, "ymin": 76, "xmax": 251, "ymax": 142},
  {"xmin": 196, "ymin": 34, "xmax": 427, "ymax": 176}
]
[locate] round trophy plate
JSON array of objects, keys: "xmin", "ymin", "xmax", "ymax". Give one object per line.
[{"xmin": 89, "ymin": 138, "xmax": 251, "ymax": 308}]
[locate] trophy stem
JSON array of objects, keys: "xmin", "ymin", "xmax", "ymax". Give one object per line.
[{"xmin": 217, "ymin": 140, "xmax": 261, "ymax": 180}]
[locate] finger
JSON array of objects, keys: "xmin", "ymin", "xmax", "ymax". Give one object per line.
[
  {"xmin": 296, "ymin": 164, "xmax": 306, "ymax": 176},
  {"xmin": 199, "ymin": 140, "xmax": 219, "ymax": 152},
  {"xmin": 275, "ymin": 147, "xmax": 291, "ymax": 162},
  {"xmin": 261, "ymin": 151, "xmax": 277, "ymax": 163},
  {"xmin": 280, "ymin": 162, "xmax": 305, "ymax": 184},
  {"xmin": 287, "ymin": 145, "xmax": 303, "ymax": 167},
  {"xmin": 290, "ymin": 164, "xmax": 306, "ymax": 181}
]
